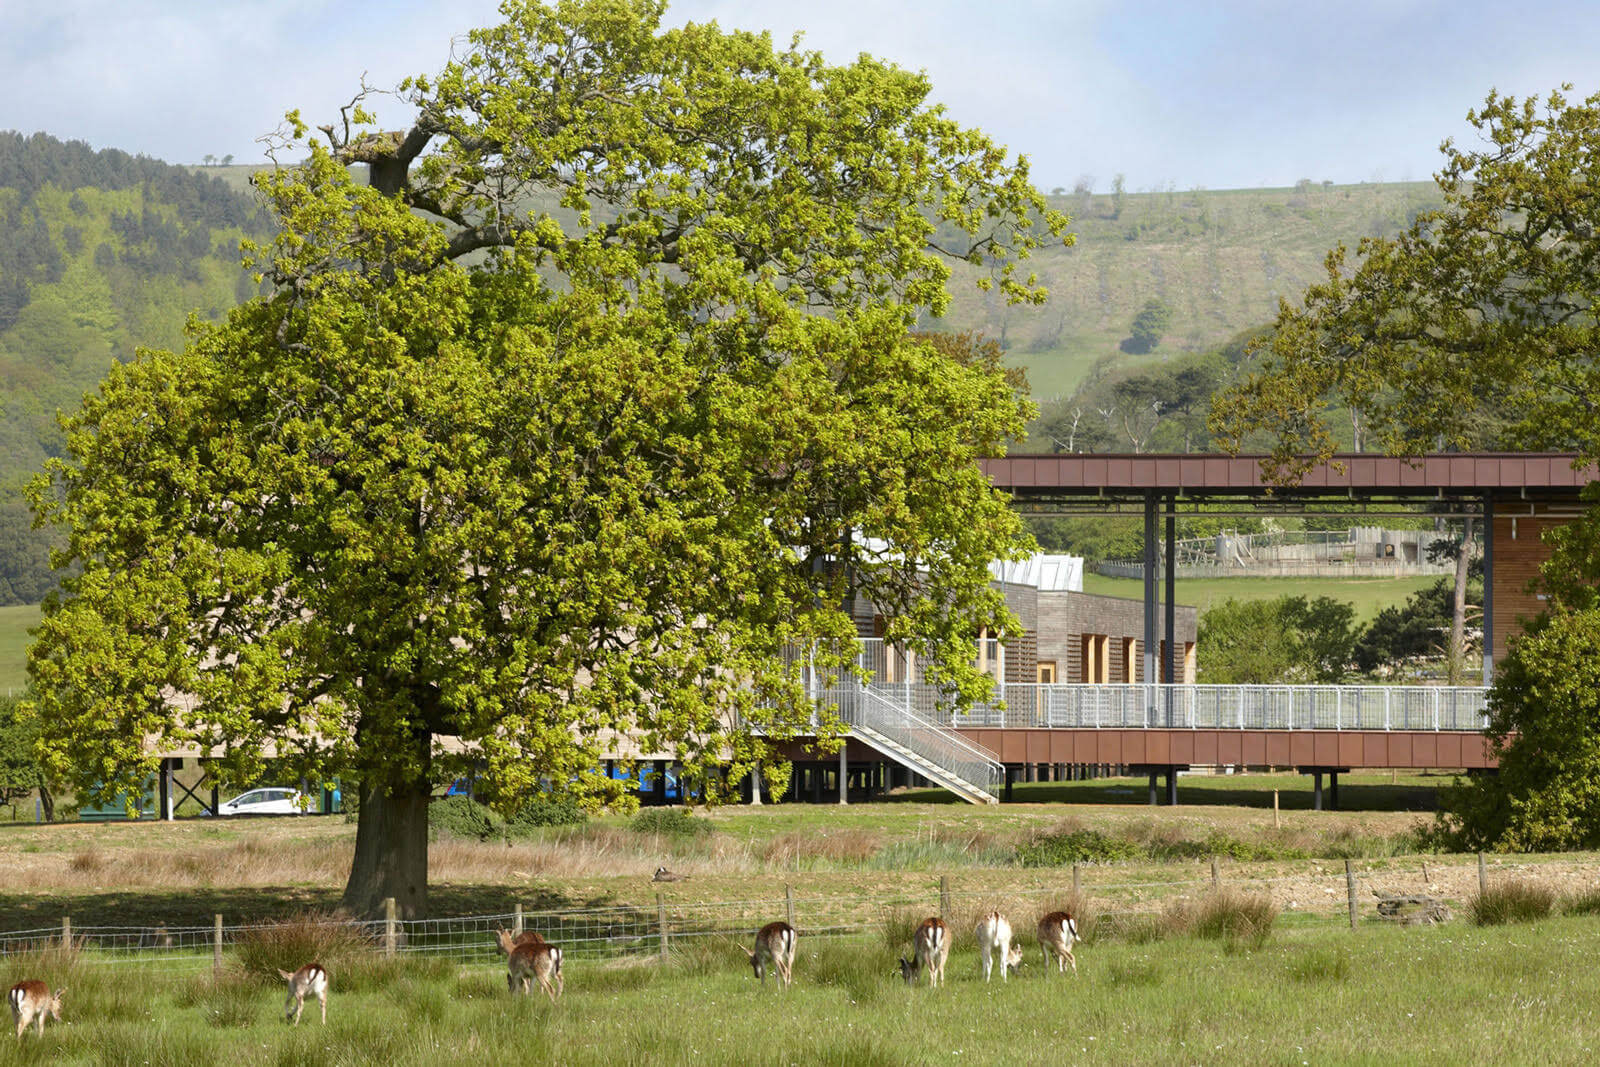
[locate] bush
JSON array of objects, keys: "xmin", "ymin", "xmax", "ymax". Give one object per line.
[
  {"xmin": 506, "ymin": 794, "xmax": 588, "ymax": 829},
  {"xmin": 1177, "ymin": 890, "xmax": 1277, "ymax": 947},
  {"xmin": 630, "ymin": 808, "xmax": 712, "ymax": 837},
  {"xmin": 1564, "ymin": 888, "xmax": 1600, "ymax": 917},
  {"xmin": 429, "ymin": 795, "xmax": 506, "ymax": 841},
  {"xmin": 1015, "ymin": 828, "xmax": 1140, "ymax": 867},
  {"xmin": 1471, "ymin": 880, "xmax": 1556, "ymax": 925}
]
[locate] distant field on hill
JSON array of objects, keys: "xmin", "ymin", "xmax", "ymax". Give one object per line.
[
  {"xmin": 0, "ymin": 603, "xmax": 38, "ymax": 694},
  {"xmin": 1081, "ymin": 572, "xmax": 1438, "ymax": 626}
]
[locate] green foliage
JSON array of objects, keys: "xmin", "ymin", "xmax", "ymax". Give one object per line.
[
  {"xmin": 1470, "ymin": 880, "xmax": 1557, "ymax": 925},
  {"xmin": 1123, "ymin": 298, "xmax": 1172, "ymax": 354},
  {"xmin": 0, "ymin": 690, "xmax": 48, "ymax": 815},
  {"xmin": 1198, "ymin": 594, "xmax": 1357, "ymax": 683},
  {"xmin": 1182, "ymin": 890, "xmax": 1278, "ymax": 946},
  {"xmin": 25, "ymin": 1, "xmax": 1061, "ymax": 911},
  {"xmin": 1433, "ymin": 607, "xmax": 1600, "ymax": 851},
  {"xmin": 1354, "ymin": 577, "xmax": 1481, "ymax": 674},
  {"xmin": 506, "ymin": 794, "xmax": 588, "ymax": 829},
  {"xmin": 233, "ymin": 914, "xmax": 374, "ymax": 980},
  {"xmin": 629, "ymin": 808, "xmax": 713, "ymax": 838},
  {"xmin": 429, "ymin": 796, "xmax": 508, "ymax": 841},
  {"xmin": 1015, "ymin": 827, "xmax": 1141, "ymax": 866}
]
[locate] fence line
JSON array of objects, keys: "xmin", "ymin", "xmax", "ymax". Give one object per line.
[{"xmin": 0, "ymin": 853, "xmax": 1557, "ymax": 967}]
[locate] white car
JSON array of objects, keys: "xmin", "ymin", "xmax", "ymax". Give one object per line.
[{"xmin": 216, "ymin": 787, "xmax": 310, "ymax": 816}]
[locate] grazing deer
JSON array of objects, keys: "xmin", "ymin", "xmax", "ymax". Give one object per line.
[
  {"xmin": 975, "ymin": 911, "xmax": 1023, "ymax": 982},
  {"xmin": 1037, "ymin": 910, "xmax": 1081, "ymax": 976},
  {"xmin": 747, "ymin": 921, "xmax": 797, "ymax": 988},
  {"xmin": 508, "ymin": 940, "xmax": 564, "ymax": 1001},
  {"xmin": 493, "ymin": 926, "xmax": 547, "ymax": 955},
  {"xmin": 898, "ymin": 917, "xmax": 950, "ymax": 988},
  {"xmin": 277, "ymin": 963, "xmax": 329, "ymax": 1025},
  {"xmin": 9, "ymin": 982, "xmax": 64, "ymax": 1038}
]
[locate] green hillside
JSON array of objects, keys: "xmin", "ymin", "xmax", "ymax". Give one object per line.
[{"xmin": 940, "ymin": 180, "xmax": 1444, "ymax": 401}]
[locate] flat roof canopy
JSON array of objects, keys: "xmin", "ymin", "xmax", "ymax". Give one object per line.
[{"xmin": 982, "ymin": 452, "xmax": 1596, "ymax": 516}]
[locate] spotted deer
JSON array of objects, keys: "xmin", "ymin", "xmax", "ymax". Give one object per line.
[
  {"xmin": 9, "ymin": 982, "xmax": 64, "ymax": 1038},
  {"xmin": 508, "ymin": 940, "xmax": 564, "ymax": 1001},
  {"xmin": 1037, "ymin": 910, "xmax": 1082, "ymax": 976},
  {"xmin": 747, "ymin": 921, "xmax": 797, "ymax": 988},
  {"xmin": 493, "ymin": 926, "xmax": 547, "ymax": 955},
  {"xmin": 975, "ymin": 911, "xmax": 1023, "ymax": 982},
  {"xmin": 898, "ymin": 917, "xmax": 950, "ymax": 988},
  {"xmin": 277, "ymin": 963, "xmax": 329, "ymax": 1025}
]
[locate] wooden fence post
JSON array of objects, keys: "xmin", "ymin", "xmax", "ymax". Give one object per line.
[
  {"xmin": 1072, "ymin": 862, "xmax": 1081, "ymax": 896},
  {"xmin": 657, "ymin": 893, "xmax": 669, "ymax": 963},
  {"xmin": 384, "ymin": 897, "xmax": 397, "ymax": 958},
  {"xmin": 213, "ymin": 914, "xmax": 223, "ymax": 980},
  {"xmin": 1273, "ymin": 789, "xmax": 1280, "ymax": 829},
  {"xmin": 513, "ymin": 903, "xmax": 523, "ymax": 939},
  {"xmin": 1211, "ymin": 855, "xmax": 1221, "ymax": 890},
  {"xmin": 61, "ymin": 915, "xmax": 70, "ymax": 948},
  {"xmin": 1345, "ymin": 859, "xmax": 1358, "ymax": 929},
  {"xmin": 785, "ymin": 884, "xmax": 795, "ymax": 930},
  {"xmin": 1478, "ymin": 852, "xmax": 1487, "ymax": 896},
  {"xmin": 939, "ymin": 875, "xmax": 951, "ymax": 921}
]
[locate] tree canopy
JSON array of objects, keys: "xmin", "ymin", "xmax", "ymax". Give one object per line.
[{"xmin": 25, "ymin": 0, "xmax": 1068, "ymax": 915}]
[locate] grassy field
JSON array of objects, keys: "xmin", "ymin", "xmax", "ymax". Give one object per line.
[
  {"xmin": 3, "ymin": 863, "xmax": 1600, "ymax": 1064},
  {"xmin": 1081, "ymin": 572, "xmax": 1438, "ymax": 625}
]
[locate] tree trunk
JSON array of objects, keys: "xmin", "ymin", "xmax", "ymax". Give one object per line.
[
  {"xmin": 1448, "ymin": 518, "xmax": 1473, "ymax": 685},
  {"xmin": 341, "ymin": 732, "xmax": 432, "ymax": 919},
  {"xmin": 36, "ymin": 781, "xmax": 54, "ymax": 823}
]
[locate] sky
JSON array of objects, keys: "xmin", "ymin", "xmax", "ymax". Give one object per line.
[{"xmin": 5, "ymin": 0, "xmax": 1600, "ymax": 193}]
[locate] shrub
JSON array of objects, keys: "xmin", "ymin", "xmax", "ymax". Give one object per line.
[
  {"xmin": 1016, "ymin": 828, "xmax": 1140, "ymax": 867},
  {"xmin": 506, "ymin": 794, "xmax": 588, "ymax": 829},
  {"xmin": 1471, "ymin": 880, "xmax": 1556, "ymax": 925},
  {"xmin": 430, "ymin": 795, "xmax": 506, "ymax": 840},
  {"xmin": 1564, "ymin": 888, "xmax": 1600, "ymax": 917},
  {"xmin": 630, "ymin": 808, "xmax": 712, "ymax": 837},
  {"xmin": 1287, "ymin": 946, "xmax": 1350, "ymax": 983}
]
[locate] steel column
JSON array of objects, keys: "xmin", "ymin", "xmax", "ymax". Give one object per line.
[{"xmin": 1482, "ymin": 494, "xmax": 1494, "ymax": 686}]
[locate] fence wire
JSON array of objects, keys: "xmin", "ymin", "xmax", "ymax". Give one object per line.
[{"xmin": 0, "ymin": 855, "xmax": 1551, "ymax": 967}]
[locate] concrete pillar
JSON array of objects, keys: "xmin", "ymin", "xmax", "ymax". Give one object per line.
[
  {"xmin": 1482, "ymin": 495, "xmax": 1495, "ymax": 685},
  {"xmin": 1148, "ymin": 770, "xmax": 1159, "ymax": 805},
  {"xmin": 1312, "ymin": 770, "xmax": 1324, "ymax": 811}
]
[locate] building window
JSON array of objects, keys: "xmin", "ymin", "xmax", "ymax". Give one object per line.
[
  {"xmin": 1079, "ymin": 634, "xmax": 1109, "ymax": 683},
  {"xmin": 1122, "ymin": 638, "xmax": 1138, "ymax": 683},
  {"xmin": 1037, "ymin": 661, "xmax": 1057, "ymax": 684}
]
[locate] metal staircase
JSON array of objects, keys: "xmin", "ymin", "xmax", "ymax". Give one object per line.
[{"xmin": 836, "ymin": 682, "xmax": 1003, "ymax": 805}]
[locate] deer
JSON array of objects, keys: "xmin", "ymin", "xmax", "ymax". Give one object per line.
[
  {"xmin": 9, "ymin": 981, "xmax": 64, "ymax": 1038},
  {"xmin": 493, "ymin": 926, "xmax": 547, "ymax": 955},
  {"xmin": 975, "ymin": 911, "xmax": 1023, "ymax": 982},
  {"xmin": 1037, "ymin": 910, "xmax": 1082, "ymax": 976},
  {"xmin": 898, "ymin": 917, "xmax": 949, "ymax": 988},
  {"xmin": 746, "ymin": 921, "xmax": 796, "ymax": 988},
  {"xmin": 277, "ymin": 963, "xmax": 329, "ymax": 1025},
  {"xmin": 508, "ymin": 940, "xmax": 564, "ymax": 1001}
]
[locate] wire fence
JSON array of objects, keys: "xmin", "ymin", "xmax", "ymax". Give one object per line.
[{"xmin": 0, "ymin": 853, "xmax": 1570, "ymax": 973}]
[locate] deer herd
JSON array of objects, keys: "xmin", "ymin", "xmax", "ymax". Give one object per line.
[{"xmin": 7, "ymin": 906, "xmax": 1079, "ymax": 1037}]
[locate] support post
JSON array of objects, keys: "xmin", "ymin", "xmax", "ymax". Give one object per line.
[
  {"xmin": 1330, "ymin": 771, "xmax": 1340, "ymax": 811},
  {"xmin": 159, "ymin": 758, "xmax": 173, "ymax": 821},
  {"xmin": 1345, "ymin": 859, "xmax": 1358, "ymax": 929},
  {"xmin": 1165, "ymin": 768, "xmax": 1178, "ymax": 806},
  {"xmin": 1072, "ymin": 862, "xmax": 1081, "ymax": 896},
  {"xmin": 1148, "ymin": 769, "xmax": 1159, "ymax": 805},
  {"xmin": 1482, "ymin": 494, "xmax": 1495, "ymax": 687},
  {"xmin": 785, "ymin": 884, "xmax": 795, "ymax": 930},
  {"xmin": 1211, "ymin": 855, "xmax": 1220, "ymax": 889},
  {"xmin": 657, "ymin": 893, "xmax": 669, "ymax": 962},
  {"xmin": 838, "ymin": 747, "xmax": 847, "ymax": 805},
  {"xmin": 1143, "ymin": 492, "xmax": 1157, "ymax": 697},
  {"xmin": 939, "ymin": 875, "xmax": 951, "ymax": 921},
  {"xmin": 1478, "ymin": 852, "xmax": 1487, "ymax": 896},
  {"xmin": 1312, "ymin": 771, "xmax": 1324, "ymax": 811},
  {"xmin": 384, "ymin": 897, "xmax": 396, "ymax": 957},
  {"xmin": 750, "ymin": 763, "xmax": 763, "ymax": 806},
  {"xmin": 1165, "ymin": 499, "xmax": 1177, "ymax": 725},
  {"xmin": 61, "ymin": 915, "xmax": 70, "ymax": 948},
  {"xmin": 513, "ymin": 903, "xmax": 524, "ymax": 939},
  {"xmin": 214, "ymin": 914, "xmax": 223, "ymax": 979}
]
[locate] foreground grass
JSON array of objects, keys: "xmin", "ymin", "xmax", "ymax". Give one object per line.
[{"xmin": 2, "ymin": 915, "xmax": 1597, "ymax": 1066}]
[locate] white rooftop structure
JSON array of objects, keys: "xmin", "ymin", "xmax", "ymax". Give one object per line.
[{"xmin": 989, "ymin": 553, "xmax": 1084, "ymax": 592}]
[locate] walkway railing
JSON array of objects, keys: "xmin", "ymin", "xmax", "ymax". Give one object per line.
[{"xmin": 949, "ymin": 683, "xmax": 1491, "ymax": 732}]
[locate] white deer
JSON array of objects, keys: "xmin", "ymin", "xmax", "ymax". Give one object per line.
[
  {"xmin": 898, "ymin": 917, "xmax": 950, "ymax": 988},
  {"xmin": 1036, "ymin": 910, "xmax": 1082, "ymax": 976},
  {"xmin": 747, "ymin": 921, "xmax": 797, "ymax": 988},
  {"xmin": 277, "ymin": 963, "xmax": 329, "ymax": 1025},
  {"xmin": 9, "ymin": 981, "xmax": 64, "ymax": 1038},
  {"xmin": 508, "ymin": 940, "xmax": 564, "ymax": 1001},
  {"xmin": 975, "ymin": 911, "xmax": 1023, "ymax": 982}
]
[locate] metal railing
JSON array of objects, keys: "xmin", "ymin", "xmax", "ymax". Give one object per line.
[
  {"xmin": 820, "ymin": 681, "xmax": 1002, "ymax": 801},
  {"xmin": 948, "ymin": 683, "xmax": 1491, "ymax": 732}
]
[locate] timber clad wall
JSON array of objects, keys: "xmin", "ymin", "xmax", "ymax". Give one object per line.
[{"xmin": 1491, "ymin": 510, "xmax": 1566, "ymax": 663}]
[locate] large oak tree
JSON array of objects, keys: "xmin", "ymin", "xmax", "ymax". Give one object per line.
[{"xmin": 26, "ymin": 0, "xmax": 1068, "ymax": 914}]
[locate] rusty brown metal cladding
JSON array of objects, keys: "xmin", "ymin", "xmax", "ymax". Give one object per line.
[{"xmin": 954, "ymin": 729, "xmax": 1497, "ymax": 770}]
